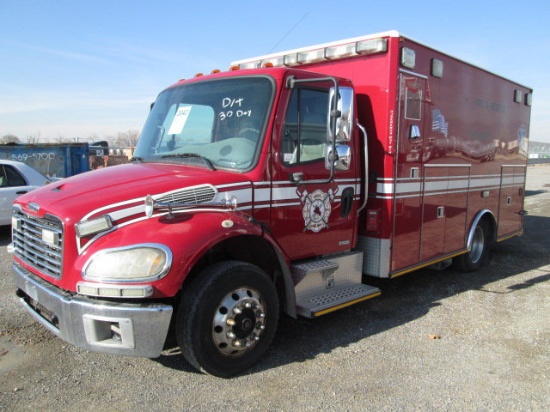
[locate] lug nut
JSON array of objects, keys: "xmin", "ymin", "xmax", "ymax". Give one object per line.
[{"xmin": 226, "ymin": 318, "xmax": 236, "ymax": 326}]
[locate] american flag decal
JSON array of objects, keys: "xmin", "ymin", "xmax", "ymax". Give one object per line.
[{"xmin": 432, "ymin": 108, "xmax": 449, "ymax": 137}]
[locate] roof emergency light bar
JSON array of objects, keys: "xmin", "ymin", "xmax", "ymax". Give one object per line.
[{"xmin": 231, "ymin": 31, "xmax": 396, "ymax": 70}]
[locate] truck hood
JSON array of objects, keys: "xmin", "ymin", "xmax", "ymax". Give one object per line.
[{"xmin": 16, "ymin": 162, "xmax": 253, "ymax": 223}]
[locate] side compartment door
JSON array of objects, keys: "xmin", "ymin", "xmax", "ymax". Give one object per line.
[
  {"xmin": 442, "ymin": 165, "xmax": 470, "ymax": 253},
  {"xmin": 421, "ymin": 166, "xmax": 447, "ymax": 260},
  {"xmin": 498, "ymin": 165, "xmax": 526, "ymax": 237},
  {"xmin": 391, "ymin": 73, "xmax": 428, "ymax": 271},
  {"xmin": 421, "ymin": 165, "xmax": 470, "ymax": 260}
]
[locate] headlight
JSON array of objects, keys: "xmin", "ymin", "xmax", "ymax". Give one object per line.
[{"xmin": 83, "ymin": 244, "xmax": 172, "ymax": 282}]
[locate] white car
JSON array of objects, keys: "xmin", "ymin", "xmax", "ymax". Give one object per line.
[{"xmin": 0, "ymin": 160, "xmax": 50, "ymax": 226}]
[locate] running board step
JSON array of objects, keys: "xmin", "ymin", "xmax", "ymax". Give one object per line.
[
  {"xmin": 292, "ymin": 252, "xmax": 381, "ymax": 318},
  {"xmin": 296, "ymin": 283, "xmax": 381, "ymax": 318},
  {"xmin": 291, "ymin": 259, "xmax": 339, "ymax": 285}
]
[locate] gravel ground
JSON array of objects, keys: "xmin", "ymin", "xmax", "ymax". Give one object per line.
[{"xmin": 1, "ymin": 166, "xmax": 549, "ymax": 411}]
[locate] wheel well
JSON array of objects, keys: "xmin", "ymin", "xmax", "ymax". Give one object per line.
[
  {"xmin": 471, "ymin": 211, "xmax": 497, "ymax": 246},
  {"xmin": 481, "ymin": 213, "xmax": 497, "ymax": 243},
  {"xmin": 182, "ymin": 235, "xmax": 286, "ymax": 303},
  {"xmin": 193, "ymin": 235, "xmax": 280, "ymax": 276}
]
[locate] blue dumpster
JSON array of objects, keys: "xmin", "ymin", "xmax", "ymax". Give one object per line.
[{"xmin": 0, "ymin": 143, "xmax": 90, "ymax": 178}]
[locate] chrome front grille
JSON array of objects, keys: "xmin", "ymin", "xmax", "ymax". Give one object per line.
[{"xmin": 12, "ymin": 209, "xmax": 63, "ymax": 279}]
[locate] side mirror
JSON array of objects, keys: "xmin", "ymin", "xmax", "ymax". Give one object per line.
[
  {"xmin": 326, "ymin": 144, "xmax": 351, "ymax": 171},
  {"xmin": 328, "ymin": 87, "xmax": 354, "ymax": 142}
]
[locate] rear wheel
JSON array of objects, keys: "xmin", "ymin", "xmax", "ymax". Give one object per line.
[
  {"xmin": 454, "ymin": 219, "xmax": 492, "ymax": 272},
  {"xmin": 176, "ymin": 261, "xmax": 279, "ymax": 377}
]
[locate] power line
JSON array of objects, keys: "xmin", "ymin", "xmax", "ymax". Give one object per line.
[{"xmin": 268, "ymin": 13, "xmax": 309, "ymax": 54}]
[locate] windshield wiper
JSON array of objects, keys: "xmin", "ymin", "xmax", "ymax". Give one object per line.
[
  {"xmin": 130, "ymin": 156, "xmax": 145, "ymax": 163},
  {"xmin": 160, "ymin": 153, "xmax": 216, "ymax": 171}
]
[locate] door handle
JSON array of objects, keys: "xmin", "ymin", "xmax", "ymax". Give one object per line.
[
  {"xmin": 340, "ymin": 187, "xmax": 354, "ymax": 217},
  {"xmin": 16, "ymin": 191, "xmax": 28, "ymax": 195}
]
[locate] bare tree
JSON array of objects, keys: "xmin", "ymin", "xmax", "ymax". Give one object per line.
[
  {"xmin": 25, "ymin": 131, "xmax": 41, "ymax": 144},
  {"xmin": 53, "ymin": 134, "xmax": 72, "ymax": 144},
  {"xmin": 1, "ymin": 134, "xmax": 21, "ymax": 144},
  {"xmin": 114, "ymin": 129, "xmax": 140, "ymax": 148}
]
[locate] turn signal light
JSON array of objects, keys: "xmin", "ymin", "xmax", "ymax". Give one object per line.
[{"xmin": 77, "ymin": 282, "xmax": 153, "ymax": 298}]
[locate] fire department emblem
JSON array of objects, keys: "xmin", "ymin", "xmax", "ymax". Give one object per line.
[{"xmin": 298, "ymin": 188, "xmax": 337, "ymax": 233}]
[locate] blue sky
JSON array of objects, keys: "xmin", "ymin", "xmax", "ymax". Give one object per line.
[{"xmin": 1, "ymin": 0, "xmax": 548, "ymax": 142}]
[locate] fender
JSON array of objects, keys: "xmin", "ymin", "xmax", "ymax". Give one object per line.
[
  {"xmin": 180, "ymin": 211, "xmax": 298, "ymax": 318},
  {"xmin": 257, "ymin": 227, "xmax": 298, "ymax": 318},
  {"xmin": 175, "ymin": 209, "xmax": 264, "ymax": 275},
  {"xmin": 71, "ymin": 207, "xmax": 297, "ymax": 312},
  {"xmin": 71, "ymin": 210, "xmax": 263, "ymax": 297}
]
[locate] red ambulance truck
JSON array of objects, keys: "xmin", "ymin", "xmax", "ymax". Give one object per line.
[{"xmin": 10, "ymin": 31, "xmax": 532, "ymax": 377}]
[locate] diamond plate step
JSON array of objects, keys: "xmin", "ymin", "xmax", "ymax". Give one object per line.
[
  {"xmin": 296, "ymin": 283, "xmax": 381, "ymax": 318},
  {"xmin": 291, "ymin": 259, "xmax": 339, "ymax": 284}
]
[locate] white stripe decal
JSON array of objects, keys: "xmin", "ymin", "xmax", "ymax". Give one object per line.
[
  {"xmin": 215, "ymin": 188, "xmax": 253, "ymax": 204},
  {"xmin": 109, "ymin": 204, "xmax": 145, "ymax": 221},
  {"xmin": 82, "ymin": 172, "xmax": 524, "ymax": 228},
  {"xmin": 272, "ymin": 186, "xmax": 298, "ymax": 202},
  {"xmin": 254, "ymin": 188, "xmax": 271, "ymax": 202},
  {"xmin": 372, "ymin": 173, "xmax": 525, "ymax": 199}
]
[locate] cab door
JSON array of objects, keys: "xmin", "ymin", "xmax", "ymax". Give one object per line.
[{"xmin": 269, "ymin": 79, "xmax": 359, "ymax": 261}]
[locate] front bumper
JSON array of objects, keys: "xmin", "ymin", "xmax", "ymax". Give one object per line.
[{"xmin": 12, "ymin": 262, "xmax": 173, "ymax": 358}]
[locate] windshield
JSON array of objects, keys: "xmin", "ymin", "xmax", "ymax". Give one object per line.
[{"xmin": 134, "ymin": 76, "xmax": 273, "ymax": 170}]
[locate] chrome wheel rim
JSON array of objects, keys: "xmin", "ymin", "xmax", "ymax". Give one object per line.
[
  {"xmin": 469, "ymin": 225, "xmax": 485, "ymax": 264},
  {"xmin": 212, "ymin": 287, "xmax": 266, "ymax": 357}
]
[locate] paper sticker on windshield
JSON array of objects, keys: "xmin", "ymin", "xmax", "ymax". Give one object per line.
[{"xmin": 168, "ymin": 106, "xmax": 192, "ymax": 135}]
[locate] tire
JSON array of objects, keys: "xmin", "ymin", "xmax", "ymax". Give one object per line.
[
  {"xmin": 176, "ymin": 261, "xmax": 279, "ymax": 377},
  {"xmin": 454, "ymin": 219, "xmax": 492, "ymax": 272}
]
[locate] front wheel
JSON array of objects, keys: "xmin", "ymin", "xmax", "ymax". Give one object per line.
[
  {"xmin": 453, "ymin": 219, "xmax": 492, "ymax": 272},
  {"xmin": 176, "ymin": 261, "xmax": 279, "ymax": 377}
]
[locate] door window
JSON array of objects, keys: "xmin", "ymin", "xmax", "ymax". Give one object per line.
[
  {"xmin": 282, "ymin": 88, "xmax": 329, "ymax": 165},
  {"xmin": 0, "ymin": 165, "xmax": 27, "ymax": 187}
]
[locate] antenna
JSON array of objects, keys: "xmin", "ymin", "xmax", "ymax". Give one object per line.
[{"xmin": 267, "ymin": 13, "xmax": 309, "ymax": 54}]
